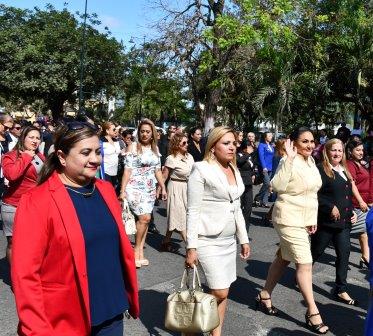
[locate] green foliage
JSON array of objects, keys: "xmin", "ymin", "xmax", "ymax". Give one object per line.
[
  {"xmin": 0, "ymin": 4, "xmax": 125, "ymax": 119},
  {"xmin": 113, "ymin": 45, "xmax": 189, "ymax": 125},
  {"xmin": 194, "ymin": 0, "xmax": 372, "ymax": 130}
]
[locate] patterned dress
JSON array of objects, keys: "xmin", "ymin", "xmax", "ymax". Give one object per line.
[{"xmin": 125, "ymin": 144, "xmax": 161, "ymax": 215}]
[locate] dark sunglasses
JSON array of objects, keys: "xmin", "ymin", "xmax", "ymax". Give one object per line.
[
  {"xmin": 180, "ymin": 141, "xmax": 188, "ymax": 146},
  {"xmin": 12, "ymin": 126, "xmax": 22, "ymax": 130},
  {"xmin": 1, "ymin": 124, "xmax": 10, "ymax": 131},
  {"xmin": 60, "ymin": 121, "xmax": 98, "ymax": 139}
]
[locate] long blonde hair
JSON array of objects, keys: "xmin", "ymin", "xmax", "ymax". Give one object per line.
[
  {"xmin": 322, "ymin": 138, "xmax": 352, "ymax": 180},
  {"xmin": 203, "ymin": 126, "xmax": 237, "ymax": 166},
  {"xmin": 136, "ymin": 118, "xmax": 158, "ymax": 155}
]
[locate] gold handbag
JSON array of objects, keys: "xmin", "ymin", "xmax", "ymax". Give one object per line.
[{"xmin": 164, "ymin": 265, "xmax": 220, "ymax": 333}]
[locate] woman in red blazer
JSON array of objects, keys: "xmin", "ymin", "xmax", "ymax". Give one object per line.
[
  {"xmin": 11, "ymin": 122, "xmax": 139, "ymax": 336},
  {"xmin": 1, "ymin": 126, "xmax": 44, "ymax": 264}
]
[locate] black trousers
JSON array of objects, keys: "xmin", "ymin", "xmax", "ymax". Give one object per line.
[
  {"xmin": 241, "ymin": 185, "xmax": 253, "ymax": 232},
  {"xmin": 311, "ymin": 226, "xmax": 351, "ymax": 294}
]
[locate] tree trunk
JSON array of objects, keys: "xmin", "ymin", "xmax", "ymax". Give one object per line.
[{"xmin": 49, "ymin": 96, "xmax": 66, "ymax": 121}]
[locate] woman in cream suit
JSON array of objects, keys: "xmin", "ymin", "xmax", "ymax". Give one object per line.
[
  {"xmin": 257, "ymin": 127, "xmax": 329, "ymax": 334},
  {"xmin": 185, "ymin": 126, "xmax": 250, "ymax": 336}
]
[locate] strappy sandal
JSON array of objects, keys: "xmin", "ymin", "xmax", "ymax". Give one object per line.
[
  {"xmin": 305, "ymin": 312, "xmax": 329, "ymax": 334},
  {"xmin": 360, "ymin": 256, "xmax": 369, "ymax": 269},
  {"xmin": 335, "ymin": 293, "xmax": 358, "ymax": 306},
  {"xmin": 135, "ymin": 260, "xmax": 142, "ymax": 269},
  {"xmin": 255, "ymin": 293, "xmax": 278, "ymax": 316}
]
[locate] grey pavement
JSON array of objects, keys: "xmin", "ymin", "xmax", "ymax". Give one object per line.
[{"xmin": 0, "ymin": 189, "xmax": 369, "ymax": 335}]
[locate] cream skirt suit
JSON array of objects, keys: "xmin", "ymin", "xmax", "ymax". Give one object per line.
[
  {"xmin": 186, "ymin": 161, "xmax": 249, "ymax": 289},
  {"xmin": 271, "ymin": 155, "xmax": 322, "ymax": 264}
]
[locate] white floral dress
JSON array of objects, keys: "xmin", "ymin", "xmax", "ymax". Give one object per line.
[{"xmin": 125, "ymin": 144, "xmax": 161, "ymax": 215}]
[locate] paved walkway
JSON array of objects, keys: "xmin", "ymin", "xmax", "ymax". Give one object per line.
[{"xmin": 0, "ymin": 196, "xmax": 369, "ymax": 335}]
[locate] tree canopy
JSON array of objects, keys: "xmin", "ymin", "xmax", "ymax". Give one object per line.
[{"xmin": 0, "ymin": 4, "xmax": 124, "ymax": 120}]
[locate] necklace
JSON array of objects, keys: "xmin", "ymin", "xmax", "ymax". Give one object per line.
[{"xmin": 65, "ymin": 184, "xmax": 96, "ymax": 197}]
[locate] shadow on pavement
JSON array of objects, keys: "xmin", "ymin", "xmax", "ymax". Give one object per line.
[
  {"xmin": 0, "ymin": 256, "xmax": 11, "ymax": 286},
  {"xmin": 244, "ymin": 259, "xmax": 296, "ymax": 290},
  {"xmin": 229, "ymin": 276, "xmax": 306, "ymax": 329},
  {"xmin": 268, "ymin": 327, "xmax": 314, "ymax": 335},
  {"xmin": 155, "ymin": 207, "xmax": 167, "ymax": 218},
  {"xmin": 138, "ymin": 289, "xmax": 178, "ymax": 336}
]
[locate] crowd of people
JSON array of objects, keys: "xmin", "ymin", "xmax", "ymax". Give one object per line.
[{"xmin": 0, "ymin": 112, "xmax": 372, "ymax": 335}]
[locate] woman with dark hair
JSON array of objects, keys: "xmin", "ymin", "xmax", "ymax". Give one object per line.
[
  {"xmin": 311, "ymin": 139, "xmax": 358, "ymax": 305},
  {"xmin": 0, "ymin": 113, "xmax": 13, "ymax": 196},
  {"xmin": 1, "ymin": 126, "xmax": 44, "ymax": 264},
  {"xmin": 188, "ymin": 126, "xmax": 205, "ymax": 162},
  {"xmin": 11, "ymin": 122, "xmax": 139, "ymax": 336},
  {"xmin": 160, "ymin": 132, "xmax": 194, "ymax": 250},
  {"xmin": 255, "ymin": 131, "xmax": 274, "ymax": 207},
  {"xmin": 346, "ymin": 140, "xmax": 372, "ymax": 268},
  {"xmin": 236, "ymin": 139, "xmax": 257, "ymax": 232},
  {"xmin": 100, "ymin": 121, "xmax": 121, "ymax": 187},
  {"xmin": 119, "ymin": 119, "xmax": 167, "ymax": 268},
  {"xmin": 257, "ymin": 127, "xmax": 329, "ymax": 334}
]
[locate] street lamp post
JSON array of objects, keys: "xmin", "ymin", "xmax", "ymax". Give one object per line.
[
  {"xmin": 78, "ymin": 0, "xmax": 88, "ymax": 115},
  {"xmin": 129, "ymin": 35, "xmax": 146, "ymax": 122}
]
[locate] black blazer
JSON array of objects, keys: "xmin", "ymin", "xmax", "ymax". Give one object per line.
[
  {"xmin": 188, "ymin": 140, "xmax": 205, "ymax": 162},
  {"xmin": 317, "ymin": 164, "xmax": 353, "ymax": 229},
  {"xmin": 236, "ymin": 152, "xmax": 257, "ymax": 186}
]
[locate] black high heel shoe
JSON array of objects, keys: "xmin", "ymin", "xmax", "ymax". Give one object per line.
[
  {"xmin": 360, "ymin": 256, "xmax": 369, "ymax": 269},
  {"xmin": 305, "ymin": 312, "xmax": 329, "ymax": 334},
  {"xmin": 335, "ymin": 293, "xmax": 358, "ymax": 306},
  {"xmin": 255, "ymin": 293, "xmax": 278, "ymax": 315}
]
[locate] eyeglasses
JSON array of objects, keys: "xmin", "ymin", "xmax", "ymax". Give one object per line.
[
  {"xmin": 180, "ymin": 141, "xmax": 188, "ymax": 146},
  {"xmin": 1, "ymin": 124, "xmax": 10, "ymax": 131},
  {"xmin": 12, "ymin": 126, "xmax": 22, "ymax": 130},
  {"xmin": 59, "ymin": 121, "xmax": 97, "ymax": 141}
]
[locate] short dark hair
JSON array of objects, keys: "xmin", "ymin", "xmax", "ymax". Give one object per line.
[{"xmin": 122, "ymin": 129, "xmax": 133, "ymax": 138}]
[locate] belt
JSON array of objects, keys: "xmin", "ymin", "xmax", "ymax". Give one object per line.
[{"xmin": 170, "ymin": 178, "xmax": 187, "ymax": 182}]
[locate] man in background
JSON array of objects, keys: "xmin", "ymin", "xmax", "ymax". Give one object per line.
[{"xmin": 8, "ymin": 122, "xmax": 22, "ymax": 151}]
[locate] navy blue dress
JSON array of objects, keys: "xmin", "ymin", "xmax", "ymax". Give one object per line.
[{"xmin": 66, "ymin": 183, "xmax": 129, "ymax": 326}]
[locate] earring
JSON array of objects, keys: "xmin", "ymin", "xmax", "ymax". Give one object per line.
[{"xmin": 210, "ymin": 150, "xmax": 216, "ymax": 160}]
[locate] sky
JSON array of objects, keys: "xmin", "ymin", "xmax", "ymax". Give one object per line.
[{"xmin": 1, "ymin": 0, "xmax": 162, "ymax": 46}]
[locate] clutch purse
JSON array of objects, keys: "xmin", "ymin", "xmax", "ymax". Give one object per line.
[
  {"xmin": 121, "ymin": 200, "xmax": 136, "ymax": 235},
  {"xmin": 165, "ymin": 265, "xmax": 220, "ymax": 333}
]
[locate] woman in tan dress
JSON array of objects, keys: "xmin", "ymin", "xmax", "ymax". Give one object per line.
[
  {"xmin": 257, "ymin": 127, "xmax": 329, "ymax": 334},
  {"xmin": 160, "ymin": 132, "xmax": 194, "ymax": 250}
]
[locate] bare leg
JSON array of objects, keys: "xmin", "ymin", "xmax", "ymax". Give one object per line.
[
  {"xmin": 6, "ymin": 237, "xmax": 12, "ymax": 265},
  {"xmin": 180, "ymin": 230, "xmax": 186, "ymax": 242},
  {"xmin": 260, "ymin": 255, "xmax": 289, "ymax": 307},
  {"xmin": 296, "ymin": 263, "xmax": 328, "ymax": 333},
  {"xmin": 134, "ymin": 214, "xmax": 151, "ymax": 260},
  {"xmin": 359, "ymin": 233, "xmax": 369, "ymax": 262},
  {"xmin": 210, "ymin": 288, "xmax": 229, "ymax": 336}
]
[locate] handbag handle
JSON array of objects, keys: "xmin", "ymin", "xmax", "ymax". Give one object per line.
[{"xmin": 179, "ymin": 265, "xmax": 202, "ymax": 291}]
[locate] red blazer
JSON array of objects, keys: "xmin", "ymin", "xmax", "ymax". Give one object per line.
[
  {"xmin": 2, "ymin": 150, "xmax": 45, "ymax": 207},
  {"xmin": 11, "ymin": 172, "xmax": 139, "ymax": 336}
]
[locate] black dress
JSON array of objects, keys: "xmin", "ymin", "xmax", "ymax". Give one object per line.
[{"xmin": 188, "ymin": 140, "xmax": 205, "ymax": 162}]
